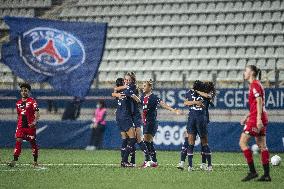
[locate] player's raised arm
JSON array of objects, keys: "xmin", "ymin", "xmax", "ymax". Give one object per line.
[
  {"xmin": 195, "ymin": 90, "xmax": 212, "ymax": 98},
  {"xmin": 159, "ymin": 100, "xmax": 181, "ymax": 115}
]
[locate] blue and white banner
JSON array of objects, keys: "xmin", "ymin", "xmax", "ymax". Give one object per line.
[
  {"xmin": 1, "ymin": 16, "xmax": 107, "ymax": 97},
  {"xmin": 0, "ymin": 121, "xmax": 283, "ymax": 152},
  {"xmin": 152, "ymin": 88, "xmax": 284, "ymax": 109},
  {"xmin": 0, "ymin": 88, "xmax": 283, "ymax": 109}
]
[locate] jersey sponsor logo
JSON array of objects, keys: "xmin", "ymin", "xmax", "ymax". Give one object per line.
[
  {"xmin": 26, "ymin": 101, "xmax": 31, "ymax": 108},
  {"xmin": 20, "ymin": 27, "xmax": 86, "ymax": 76}
]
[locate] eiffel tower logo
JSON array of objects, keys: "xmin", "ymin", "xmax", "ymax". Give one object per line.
[{"xmin": 33, "ymin": 39, "xmax": 64, "ymax": 64}]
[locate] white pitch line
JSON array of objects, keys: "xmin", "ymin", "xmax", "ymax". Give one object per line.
[
  {"xmin": 167, "ymin": 163, "xmax": 248, "ymax": 166},
  {"xmin": 0, "ymin": 167, "xmax": 48, "ymax": 172},
  {"xmin": 0, "ymin": 163, "xmax": 248, "ymax": 167}
]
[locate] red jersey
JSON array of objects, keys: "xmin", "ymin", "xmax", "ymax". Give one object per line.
[
  {"xmin": 247, "ymin": 80, "xmax": 268, "ymax": 125},
  {"xmin": 16, "ymin": 97, "xmax": 39, "ymax": 129}
]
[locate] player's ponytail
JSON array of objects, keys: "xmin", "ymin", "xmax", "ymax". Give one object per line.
[
  {"xmin": 248, "ymin": 65, "xmax": 261, "ymax": 80},
  {"xmin": 257, "ymin": 68, "xmax": 262, "ymax": 80}
]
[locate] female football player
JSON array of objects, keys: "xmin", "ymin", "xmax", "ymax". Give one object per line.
[
  {"xmin": 112, "ymin": 78, "xmax": 140, "ymax": 167},
  {"xmin": 141, "ymin": 79, "xmax": 181, "ymax": 167},
  {"xmin": 239, "ymin": 65, "xmax": 271, "ymax": 182}
]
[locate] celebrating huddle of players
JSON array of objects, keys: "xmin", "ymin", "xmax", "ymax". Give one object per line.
[
  {"xmin": 112, "ymin": 72, "xmax": 215, "ymax": 169},
  {"xmin": 112, "ymin": 72, "xmax": 181, "ymax": 168}
]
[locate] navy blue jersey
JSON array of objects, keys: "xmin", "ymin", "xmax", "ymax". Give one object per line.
[
  {"xmin": 203, "ymin": 98, "xmax": 211, "ymax": 123},
  {"xmin": 127, "ymin": 84, "xmax": 140, "ymax": 114},
  {"xmin": 128, "ymin": 83, "xmax": 139, "ymax": 96},
  {"xmin": 115, "ymin": 89, "xmax": 134, "ymax": 119},
  {"xmin": 185, "ymin": 89, "xmax": 206, "ymax": 116},
  {"xmin": 141, "ymin": 93, "xmax": 161, "ymax": 125}
]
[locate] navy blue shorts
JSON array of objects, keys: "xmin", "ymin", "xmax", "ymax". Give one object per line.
[
  {"xmin": 116, "ymin": 118, "xmax": 133, "ymax": 132},
  {"xmin": 132, "ymin": 112, "xmax": 142, "ymax": 128},
  {"xmin": 186, "ymin": 114, "xmax": 208, "ymax": 138},
  {"xmin": 143, "ymin": 121, "xmax": 158, "ymax": 136}
]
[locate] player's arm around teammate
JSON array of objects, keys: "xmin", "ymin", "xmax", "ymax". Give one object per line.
[{"xmin": 184, "ymin": 99, "xmax": 204, "ymax": 107}]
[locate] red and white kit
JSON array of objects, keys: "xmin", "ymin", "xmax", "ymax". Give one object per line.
[{"xmin": 244, "ymin": 80, "xmax": 268, "ymax": 136}]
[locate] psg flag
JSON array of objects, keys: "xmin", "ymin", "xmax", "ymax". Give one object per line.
[{"xmin": 1, "ymin": 16, "xmax": 107, "ymax": 97}]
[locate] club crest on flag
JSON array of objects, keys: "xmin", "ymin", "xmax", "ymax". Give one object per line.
[
  {"xmin": 20, "ymin": 27, "xmax": 86, "ymax": 76},
  {"xmin": 1, "ymin": 16, "xmax": 107, "ymax": 97}
]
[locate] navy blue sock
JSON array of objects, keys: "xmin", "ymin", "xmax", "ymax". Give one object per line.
[
  {"xmin": 180, "ymin": 137, "xmax": 189, "ymax": 162},
  {"xmin": 145, "ymin": 141, "xmax": 151, "ymax": 157},
  {"xmin": 130, "ymin": 145, "xmax": 136, "ymax": 164},
  {"xmin": 187, "ymin": 145, "xmax": 194, "ymax": 167},
  {"xmin": 149, "ymin": 142, "xmax": 157, "ymax": 162},
  {"xmin": 121, "ymin": 139, "xmax": 128, "ymax": 159},
  {"xmin": 123, "ymin": 138, "xmax": 136, "ymax": 163},
  {"xmin": 201, "ymin": 145, "xmax": 206, "ymax": 164},
  {"xmin": 138, "ymin": 141, "xmax": 151, "ymax": 161},
  {"xmin": 203, "ymin": 145, "xmax": 212, "ymax": 166}
]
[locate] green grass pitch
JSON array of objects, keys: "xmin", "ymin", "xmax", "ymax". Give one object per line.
[{"xmin": 0, "ymin": 149, "xmax": 283, "ymax": 189}]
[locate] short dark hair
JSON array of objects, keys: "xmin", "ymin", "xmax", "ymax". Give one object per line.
[
  {"xmin": 193, "ymin": 80, "xmax": 205, "ymax": 92},
  {"xmin": 116, "ymin": 78, "xmax": 124, "ymax": 87},
  {"xmin": 19, "ymin": 83, "xmax": 31, "ymax": 91}
]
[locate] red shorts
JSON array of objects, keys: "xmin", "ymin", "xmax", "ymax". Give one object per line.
[
  {"xmin": 243, "ymin": 121, "xmax": 267, "ymax": 137},
  {"xmin": 15, "ymin": 127, "xmax": 36, "ymax": 140}
]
